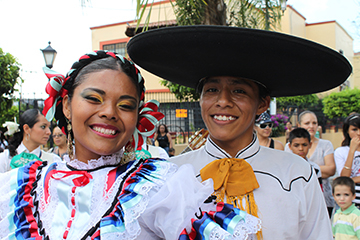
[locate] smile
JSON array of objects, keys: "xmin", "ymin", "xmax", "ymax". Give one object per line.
[
  {"xmin": 213, "ymin": 115, "xmax": 237, "ymax": 121},
  {"xmin": 91, "ymin": 126, "xmax": 117, "ymax": 135}
]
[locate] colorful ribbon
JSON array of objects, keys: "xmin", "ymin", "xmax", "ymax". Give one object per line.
[
  {"xmin": 43, "ymin": 67, "xmax": 69, "ymax": 122},
  {"xmin": 131, "ymin": 99, "xmax": 164, "ymax": 150}
]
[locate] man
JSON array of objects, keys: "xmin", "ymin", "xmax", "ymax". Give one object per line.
[{"xmin": 127, "ymin": 25, "xmax": 351, "ymax": 239}]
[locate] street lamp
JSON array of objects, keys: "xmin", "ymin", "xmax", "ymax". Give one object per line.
[{"xmin": 40, "ymin": 42, "xmax": 57, "ymax": 69}]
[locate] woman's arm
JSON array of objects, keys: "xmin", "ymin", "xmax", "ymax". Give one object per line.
[
  {"xmin": 319, "ymin": 153, "xmax": 336, "ymax": 178},
  {"xmin": 167, "ymin": 132, "xmax": 173, "ymax": 148},
  {"xmin": 341, "ymin": 137, "xmax": 360, "ymax": 177}
]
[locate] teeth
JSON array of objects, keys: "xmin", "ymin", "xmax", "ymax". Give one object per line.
[
  {"xmin": 93, "ymin": 127, "xmax": 116, "ymax": 135},
  {"xmin": 214, "ymin": 115, "xmax": 236, "ymax": 121}
]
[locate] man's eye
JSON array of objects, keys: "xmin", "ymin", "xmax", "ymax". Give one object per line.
[
  {"xmin": 234, "ymin": 89, "xmax": 246, "ymax": 94},
  {"xmin": 205, "ymin": 88, "xmax": 217, "ymax": 92}
]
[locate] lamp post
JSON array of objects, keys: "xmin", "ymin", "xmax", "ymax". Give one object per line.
[
  {"xmin": 41, "ymin": 42, "xmax": 57, "ymax": 149},
  {"xmin": 40, "ymin": 42, "xmax": 57, "ymax": 69}
]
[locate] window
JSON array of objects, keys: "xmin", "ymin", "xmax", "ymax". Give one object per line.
[{"xmin": 103, "ymin": 42, "xmax": 127, "ymax": 56}]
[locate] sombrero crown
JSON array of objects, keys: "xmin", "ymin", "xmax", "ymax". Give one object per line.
[{"xmin": 127, "ymin": 25, "xmax": 352, "ymax": 97}]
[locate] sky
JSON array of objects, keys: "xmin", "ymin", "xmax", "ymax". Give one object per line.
[{"xmin": 0, "ymin": 0, "xmax": 359, "ymax": 99}]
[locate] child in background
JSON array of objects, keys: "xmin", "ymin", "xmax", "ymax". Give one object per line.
[
  {"xmin": 332, "ymin": 176, "xmax": 360, "ymax": 239},
  {"xmin": 288, "ymin": 128, "xmax": 322, "ymax": 188}
]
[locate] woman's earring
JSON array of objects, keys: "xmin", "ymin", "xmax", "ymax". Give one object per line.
[
  {"xmin": 120, "ymin": 143, "xmax": 135, "ymax": 165},
  {"xmin": 25, "ymin": 133, "xmax": 30, "ymax": 141},
  {"xmin": 66, "ymin": 120, "xmax": 74, "ymax": 160}
]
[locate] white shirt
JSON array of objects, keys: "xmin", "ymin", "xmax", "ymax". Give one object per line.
[
  {"xmin": 170, "ymin": 134, "xmax": 332, "ymax": 240},
  {"xmin": 0, "ymin": 142, "xmax": 61, "ymax": 173}
]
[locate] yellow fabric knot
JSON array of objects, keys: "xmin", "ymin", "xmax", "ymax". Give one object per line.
[
  {"xmin": 200, "ymin": 158, "xmax": 263, "ymax": 240},
  {"xmin": 200, "ymin": 158, "xmax": 259, "ymax": 197}
]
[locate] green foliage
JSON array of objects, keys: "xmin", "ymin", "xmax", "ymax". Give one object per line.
[
  {"xmin": 276, "ymin": 94, "xmax": 321, "ymax": 112},
  {"xmin": 172, "ymin": 0, "xmax": 206, "ymax": 25},
  {"xmin": 160, "ymin": 80, "xmax": 200, "ymax": 101},
  {"xmin": 322, "ymin": 88, "xmax": 360, "ymax": 119},
  {"xmin": 0, "ymin": 48, "xmax": 21, "ymax": 125}
]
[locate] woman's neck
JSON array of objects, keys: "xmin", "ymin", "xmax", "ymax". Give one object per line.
[{"xmin": 22, "ymin": 141, "xmax": 39, "ymax": 153}]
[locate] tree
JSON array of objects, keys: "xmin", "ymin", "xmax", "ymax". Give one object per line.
[
  {"xmin": 276, "ymin": 94, "xmax": 321, "ymax": 112},
  {"xmin": 322, "ymin": 88, "xmax": 360, "ymax": 119},
  {"xmin": 0, "ymin": 48, "xmax": 21, "ymax": 125}
]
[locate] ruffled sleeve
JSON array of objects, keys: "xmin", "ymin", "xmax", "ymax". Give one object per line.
[{"xmin": 138, "ymin": 163, "xmax": 214, "ymax": 239}]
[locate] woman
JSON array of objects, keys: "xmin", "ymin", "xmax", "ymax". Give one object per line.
[
  {"xmin": 0, "ymin": 109, "xmax": 60, "ymax": 173},
  {"xmin": 285, "ymin": 110, "xmax": 336, "ymax": 215},
  {"xmin": 0, "ymin": 51, "xmax": 260, "ymax": 239},
  {"xmin": 255, "ymin": 112, "xmax": 284, "ymax": 150},
  {"xmin": 154, "ymin": 124, "xmax": 173, "ymax": 154},
  {"xmin": 48, "ymin": 126, "xmax": 67, "ymax": 159},
  {"xmin": 334, "ymin": 113, "xmax": 360, "ymax": 207}
]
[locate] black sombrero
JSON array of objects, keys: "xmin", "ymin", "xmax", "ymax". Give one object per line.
[{"xmin": 127, "ymin": 25, "xmax": 352, "ymax": 97}]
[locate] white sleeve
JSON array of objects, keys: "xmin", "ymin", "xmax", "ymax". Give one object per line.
[
  {"xmin": 139, "ymin": 164, "xmax": 214, "ymax": 240},
  {"xmin": 284, "ymin": 142, "xmax": 292, "ymax": 153},
  {"xmin": 323, "ymin": 140, "xmax": 334, "ymax": 156},
  {"xmin": 0, "ymin": 150, "xmax": 11, "ymax": 173},
  {"xmin": 334, "ymin": 147, "xmax": 347, "ymax": 175},
  {"xmin": 158, "ymin": 147, "xmax": 169, "ymax": 159},
  {"xmin": 300, "ymin": 168, "xmax": 333, "ymax": 239}
]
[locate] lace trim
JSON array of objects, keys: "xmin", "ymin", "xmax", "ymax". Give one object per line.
[
  {"xmin": 232, "ymin": 214, "xmax": 261, "ymax": 240},
  {"xmin": 64, "ymin": 149, "xmax": 124, "ymax": 170}
]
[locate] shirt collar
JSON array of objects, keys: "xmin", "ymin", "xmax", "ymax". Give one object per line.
[
  {"xmin": 337, "ymin": 203, "xmax": 357, "ymax": 215},
  {"xmin": 17, "ymin": 142, "xmax": 42, "ymax": 158},
  {"xmin": 204, "ymin": 132, "xmax": 260, "ymax": 159}
]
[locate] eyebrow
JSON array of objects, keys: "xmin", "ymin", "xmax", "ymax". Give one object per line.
[{"xmin": 83, "ymin": 88, "xmax": 138, "ymax": 101}]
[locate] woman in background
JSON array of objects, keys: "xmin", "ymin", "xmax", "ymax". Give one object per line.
[
  {"xmin": 154, "ymin": 123, "xmax": 173, "ymax": 154},
  {"xmin": 0, "ymin": 109, "xmax": 60, "ymax": 172},
  {"xmin": 285, "ymin": 110, "xmax": 336, "ymax": 216},
  {"xmin": 48, "ymin": 125, "xmax": 67, "ymax": 159},
  {"xmin": 334, "ymin": 113, "xmax": 360, "ymax": 208}
]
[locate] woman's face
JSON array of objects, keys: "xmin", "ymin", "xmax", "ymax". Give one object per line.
[
  {"xmin": 299, "ymin": 113, "xmax": 318, "ymax": 138},
  {"xmin": 286, "ymin": 122, "xmax": 292, "ymax": 130},
  {"xmin": 52, "ymin": 127, "xmax": 67, "ymax": 147},
  {"xmin": 63, "ymin": 69, "xmax": 139, "ymax": 162},
  {"xmin": 200, "ymin": 76, "xmax": 269, "ymax": 151},
  {"xmin": 159, "ymin": 125, "xmax": 165, "ymax": 133},
  {"xmin": 348, "ymin": 124, "xmax": 360, "ymax": 140},
  {"xmin": 255, "ymin": 124, "xmax": 272, "ymax": 138},
  {"xmin": 28, "ymin": 114, "xmax": 51, "ymax": 146}
]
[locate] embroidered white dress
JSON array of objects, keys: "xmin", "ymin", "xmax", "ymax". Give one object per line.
[{"xmin": 0, "ymin": 150, "xmax": 261, "ymax": 240}]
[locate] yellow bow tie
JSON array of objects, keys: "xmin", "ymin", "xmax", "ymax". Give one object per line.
[{"xmin": 200, "ymin": 158, "xmax": 259, "ymax": 197}]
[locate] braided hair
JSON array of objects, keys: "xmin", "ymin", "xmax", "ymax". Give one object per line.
[{"xmin": 51, "ymin": 51, "xmax": 145, "ymax": 136}]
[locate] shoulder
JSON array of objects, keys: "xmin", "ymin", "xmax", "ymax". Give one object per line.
[
  {"xmin": 318, "ymin": 139, "xmax": 334, "ymax": 147},
  {"xmin": 273, "ymin": 139, "xmax": 284, "ymax": 150},
  {"xmin": 335, "ymin": 146, "xmax": 348, "ymax": 154},
  {"xmin": 251, "ymin": 147, "xmax": 313, "ymax": 189}
]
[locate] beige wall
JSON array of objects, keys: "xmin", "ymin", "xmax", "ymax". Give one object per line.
[
  {"xmin": 280, "ymin": 5, "xmax": 306, "ymax": 38},
  {"xmin": 353, "ymin": 54, "xmax": 360, "ymax": 88}
]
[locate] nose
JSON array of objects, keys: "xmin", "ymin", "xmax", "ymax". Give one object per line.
[
  {"xmin": 98, "ymin": 102, "xmax": 118, "ymax": 120},
  {"xmin": 45, "ymin": 127, "xmax": 51, "ymax": 135},
  {"xmin": 216, "ymin": 89, "xmax": 233, "ymax": 108}
]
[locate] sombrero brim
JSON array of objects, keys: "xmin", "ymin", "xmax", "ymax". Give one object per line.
[{"xmin": 127, "ymin": 25, "xmax": 352, "ymax": 97}]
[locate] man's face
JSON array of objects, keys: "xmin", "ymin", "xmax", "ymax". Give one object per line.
[
  {"xmin": 289, "ymin": 137, "xmax": 311, "ymax": 159},
  {"xmin": 200, "ymin": 76, "xmax": 269, "ymax": 154}
]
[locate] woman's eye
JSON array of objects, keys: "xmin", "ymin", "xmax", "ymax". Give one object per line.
[
  {"xmin": 41, "ymin": 125, "xmax": 47, "ymax": 129},
  {"xmin": 85, "ymin": 96, "xmax": 102, "ymax": 102},
  {"xmin": 118, "ymin": 101, "xmax": 136, "ymax": 110}
]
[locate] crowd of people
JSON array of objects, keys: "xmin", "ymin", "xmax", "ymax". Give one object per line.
[{"xmin": 0, "ymin": 25, "xmax": 356, "ymax": 239}]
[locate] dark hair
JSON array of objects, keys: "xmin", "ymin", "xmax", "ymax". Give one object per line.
[
  {"xmin": 8, "ymin": 109, "xmax": 41, "ymax": 157},
  {"xmin": 169, "ymin": 148, "xmax": 175, "ymax": 152},
  {"xmin": 341, "ymin": 113, "xmax": 360, "ymax": 146},
  {"xmin": 298, "ymin": 110, "xmax": 317, "ymax": 124},
  {"xmin": 157, "ymin": 124, "xmax": 169, "ymax": 134},
  {"xmin": 332, "ymin": 176, "xmax": 355, "ymax": 195},
  {"xmin": 288, "ymin": 128, "xmax": 311, "ymax": 144}
]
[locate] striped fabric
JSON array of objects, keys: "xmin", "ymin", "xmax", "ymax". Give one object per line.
[{"xmin": 332, "ymin": 204, "xmax": 360, "ymax": 239}]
